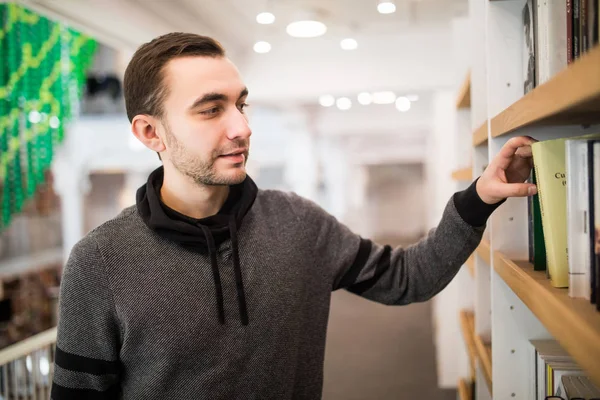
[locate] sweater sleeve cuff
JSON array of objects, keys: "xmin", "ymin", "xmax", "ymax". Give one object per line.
[{"xmin": 452, "ymin": 177, "xmax": 505, "ymax": 228}]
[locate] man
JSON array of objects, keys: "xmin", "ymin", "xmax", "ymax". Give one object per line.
[{"xmin": 51, "ymin": 33, "xmax": 536, "ymax": 399}]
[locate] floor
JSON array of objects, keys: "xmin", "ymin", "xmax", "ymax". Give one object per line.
[{"xmin": 322, "ymin": 284, "xmax": 456, "ymax": 400}]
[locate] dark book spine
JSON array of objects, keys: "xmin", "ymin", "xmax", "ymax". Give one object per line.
[
  {"xmin": 583, "ymin": 0, "xmax": 589, "ymax": 53},
  {"xmin": 588, "ymin": 141, "xmax": 596, "ymax": 304},
  {"xmin": 568, "ymin": 0, "xmax": 574, "ymax": 63},
  {"xmin": 592, "ymin": 0, "xmax": 599, "ymax": 45},
  {"xmin": 528, "ymin": 172, "xmax": 535, "ymax": 264},
  {"xmin": 575, "ymin": 0, "xmax": 581, "ymax": 59},
  {"xmin": 532, "ymin": 169, "xmax": 547, "ymax": 271}
]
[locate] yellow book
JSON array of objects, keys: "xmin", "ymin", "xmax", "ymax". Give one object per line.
[{"xmin": 532, "ymin": 134, "xmax": 600, "ymax": 287}]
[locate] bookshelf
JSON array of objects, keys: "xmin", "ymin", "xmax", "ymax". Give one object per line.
[
  {"xmin": 458, "ymin": 378, "xmax": 472, "ymax": 400},
  {"xmin": 451, "ymin": 167, "xmax": 473, "ymax": 181},
  {"xmin": 472, "ymin": 122, "xmax": 488, "ymax": 146},
  {"xmin": 493, "ymin": 252, "xmax": 600, "ymax": 386},
  {"xmin": 445, "ymin": 0, "xmax": 600, "ymax": 398},
  {"xmin": 457, "ymin": 72, "xmax": 471, "ymax": 109},
  {"xmin": 466, "ymin": 255, "xmax": 475, "ymax": 277},
  {"xmin": 459, "ymin": 310, "xmax": 477, "ymax": 376},
  {"xmin": 490, "ymin": 46, "xmax": 600, "ymax": 138},
  {"xmin": 474, "ymin": 334, "xmax": 493, "ymax": 393}
]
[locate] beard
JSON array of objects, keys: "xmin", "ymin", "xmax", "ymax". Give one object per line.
[{"xmin": 163, "ymin": 123, "xmax": 249, "ymax": 186}]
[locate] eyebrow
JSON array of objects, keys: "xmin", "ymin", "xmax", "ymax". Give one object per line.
[{"xmin": 189, "ymin": 87, "xmax": 249, "ymax": 110}]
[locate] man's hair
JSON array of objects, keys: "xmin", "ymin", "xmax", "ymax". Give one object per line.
[{"xmin": 123, "ymin": 32, "xmax": 226, "ymax": 123}]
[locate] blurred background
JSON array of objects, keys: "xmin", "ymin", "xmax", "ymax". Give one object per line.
[{"xmin": 0, "ymin": 0, "xmax": 473, "ymax": 398}]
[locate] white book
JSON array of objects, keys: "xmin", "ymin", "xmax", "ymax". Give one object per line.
[
  {"xmin": 543, "ymin": 0, "xmax": 568, "ymax": 83},
  {"xmin": 566, "ymin": 140, "xmax": 592, "ymax": 299}
]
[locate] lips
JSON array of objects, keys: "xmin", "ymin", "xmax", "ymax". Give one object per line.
[{"xmin": 220, "ymin": 149, "xmax": 247, "ymax": 157}]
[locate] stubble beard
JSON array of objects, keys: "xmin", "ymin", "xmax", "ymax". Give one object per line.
[{"xmin": 163, "ymin": 124, "xmax": 249, "ymax": 186}]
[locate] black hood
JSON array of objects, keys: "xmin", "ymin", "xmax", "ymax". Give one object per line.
[{"xmin": 136, "ymin": 166, "xmax": 258, "ymax": 325}]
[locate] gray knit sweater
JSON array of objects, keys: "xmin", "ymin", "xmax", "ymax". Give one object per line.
[{"xmin": 51, "ymin": 178, "xmax": 487, "ymax": 399}]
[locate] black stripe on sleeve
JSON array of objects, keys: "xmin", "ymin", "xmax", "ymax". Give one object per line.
[
  {"xmin": 51, "ymin": 382, "xmax": 120, "ymax": 400},
  {"xmin": 337, "ymin": 238, "xmax": 373, "ymax": 289},
  {"xmin": 348, "ymin": 245, "xmax": 392, "ymax": 295},
  {"xmin": 55, "ymin": 346, "xmax": 120, "ymax": 376}
]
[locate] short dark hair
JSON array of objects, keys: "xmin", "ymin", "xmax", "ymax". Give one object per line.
[{"xmin": 123, "ymin": 32, "xmax": 226, "ymax": 123}]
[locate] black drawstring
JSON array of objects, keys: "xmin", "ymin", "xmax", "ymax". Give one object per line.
[
  {"xmin": 199, "ymin": 220, "xmax": 249, "ymax": 326},
  {"xmin": 229, "ymin": 216, "xmax": 249, "ymax": 326},
  {"xmin": 200, "ymin": 226, "xmax": 226, "ymax": 325}
]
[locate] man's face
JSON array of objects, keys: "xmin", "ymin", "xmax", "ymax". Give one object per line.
[{"xmin": 159, "ymin": 56, "xmax": 252, "ymax": 186}]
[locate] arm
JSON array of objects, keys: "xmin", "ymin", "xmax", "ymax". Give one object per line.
[
  {"xmin": 51, "ymin": 237, "xmax": 122, "ymax": 399},
  {"xmin": 299, "ymin": 179, "xmax": 500, "ymax": 305}
]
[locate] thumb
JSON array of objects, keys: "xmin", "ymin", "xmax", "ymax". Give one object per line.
[{"xmin": 495, "ymin": 182, "xmax": 537, "ymax": 199}]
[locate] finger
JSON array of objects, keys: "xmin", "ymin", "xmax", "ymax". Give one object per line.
[
  {"xmin": 515, "ymin": 145, "xmax": 533, "ymax": 158},
  {"xmin": 494, "ymin": 136, "xmax": 538, "ymax": 170},
  {"xmin": 494, "ymin": 182, "xmax": 538, "ymax": 198}
]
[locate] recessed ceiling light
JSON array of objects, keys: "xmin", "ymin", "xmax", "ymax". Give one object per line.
[
  {"xmin": 372, "ymin": 91, "xmax": 396, "ymax": 104},
  {"xmin": 319, "ymin": 95, "xmax": 335, "ymax": 107},
  {"xmin": 253, "ymin": 41, "xmax": 272, "ymax": 54},
  {"xmin": 340, "ymin": 38, "xmax": 358, "ymax": 50},
  {"xmin": 395, "ymin": 96, "xmax": 411, "ymax": 112},
  {"xmin": 378, "ymin": 1, "xmax": 396, "ymax": 14},
  {"xmin": 406, "ymin": 94, "xmax": 419, "ymax": 101},
  {"xmin": 336, "ymin": 97, "xmax": 352, "ymax": 110},
  {"xmin": 256, "ymin": 12, "xmax": 275, "ymax": 24},
  {"xmin": 286, "ymin": 20, "xmax": 327, "ymax": 38},
  {"xmin": 357, "ymin": 92, "xmax": 372, "ymax": 105}
]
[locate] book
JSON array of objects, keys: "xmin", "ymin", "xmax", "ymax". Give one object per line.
[
  {"xmin": 556, "ymin": 375, "xmax": 600, "ymax": 398},
  {"xmin": 566, "ymin": 139, "xmax": 593, "ymax": 299},
  {"xmin": 532, "ymin": 138, "xmax": 570, "ymax": 287},
  {"xmin": 539, "ymin": 0, "xmax": 568, "ymax": 83},
  {"xmin": 568, "ymin": 0, "xmax": 574, "ymax": 64},
  {"xmin": 583, "ymin": 0, "xmax": 589, "ymax": 53},
  {"xmin": 590, "ymin": 0, "xmax": 599, "ymax": 46},
  {"xmin": 575, "ymin": 0, "xmax": 582, "ymax": 59},
  {"xmin": 524, "ymin": 0, "xmax": 537, "ymax": 93},
  {"xmin": 589, "ymin": 141, "xmax": 598, "ymax": 304},
  {"xmin": 529, "ymin": 167, "xmax": 547, "ymax": 271},
  {"xmin": 592, "ymin": 142, "xmax": 600, "ymax": 311},
  {"xmin": 529, "ymin": 339, "xmax": 582, "ymax": 399},
  {"xmin": 532, "ymin": 134, "xmax": 600, "ymax": 288}
]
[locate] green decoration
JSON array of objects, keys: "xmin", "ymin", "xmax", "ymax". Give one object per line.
[{"xmin": 0, "ymin": 3, "xmax": 97, "ymax": 230}]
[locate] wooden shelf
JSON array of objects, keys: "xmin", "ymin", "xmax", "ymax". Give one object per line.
[
  {"xmin": 474, "ymin": 334, "xmax": 493, "ymax": 393},
  {"xmin": 475, "ymin": 239, "xmax": 491, "ymax": 265},
  {"xmin": 472, "ymin": 121, "xmax": 488, "ymax": 146},
  {"xmin": 493, "ymin": 252, "xmax": 600, "ymax": 388},
  {"xmin": 491, "ymin": 45, "xmax": 600, "ymax": 138},
  {"xmin": 459, "ymin": 310, "xmax": 477, "ymax": 378},
  {"xmin": 456, "ymin": 72, "xmax": 471, "ymax": 109},
  {"xmin": 451, "ymin": 167, "xmax": 473, "ymax": 181},
  {"xmin": 466, "ymin": 255, "xmax": 475, "ymax": 277},
  {"xmin": 457, "ymin": 378, "xmax": 473, "ymax": 400}
]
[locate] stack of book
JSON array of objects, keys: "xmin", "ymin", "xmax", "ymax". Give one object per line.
[
  {"xmin": 529, "ymin": 339, "xmax": 600, "ymax": 399},
  {"xmin": 522, "ymin": 0, "xmax": 599, "ymax": 94},
  {"xmin": 529, "ymin": 135, "xmax": 600, "ymax": 309}
]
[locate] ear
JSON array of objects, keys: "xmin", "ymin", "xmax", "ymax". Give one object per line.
[{"xmin": 131, "ymin": 115, "xmax": 166, "ymax": 155}]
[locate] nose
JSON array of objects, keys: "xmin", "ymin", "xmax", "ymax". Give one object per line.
[{"xmin": 225, "ymin": 107, "xmax": 252, "ymax": 141}]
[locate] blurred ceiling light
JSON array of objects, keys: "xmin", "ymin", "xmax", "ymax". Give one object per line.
[
  {"xmin": 256, "ymin": 12, "xmax": 275, "ymax": 24},
  {"xmin": 406, "ymin": 94, "xmax": 419, "ymax": 101},
  {"xmin": 286, "ymin": 20, "xmax": 327, "ymax": 38},
  {"xmin": 372, "ymin": 91, "xmax": 396, "ymax": 104},
  {"xmin": 253, "ymin": 41, "xmax": 272, "ymax": 53},
  {"xmin": 357, "ymin": 92, "xmax": 372, "ymax": 105},
  {"xmin": 377, "ymin": 0, "xmax": 396, "ymax": 14},
  {"xmin": 336, "ymin": 97, "xmax": 352, "ymax": 110},
  {"xmin": 395, "ymin": 96, "xmax": 411, "ymax": 112},
  {"xmin": 319, "ymin": 94, "xmax": 335, "ymax": 107},
  {"xmin": 340, "ymin": 38, "xmax": 358, "ymax": 50}
]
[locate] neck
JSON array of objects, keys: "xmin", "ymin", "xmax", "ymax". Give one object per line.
[{"xmin": 159, "ymin": 166, "xmax": 230, "ymax": 220}]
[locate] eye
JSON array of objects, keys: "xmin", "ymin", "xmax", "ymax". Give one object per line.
[
  {"xmin": 239, "ymin": 103, "xmax": 250, "ymax": 113},
  {"xmin": 200, "ymin": 106, "xmax": 221, "ymax": 116}
]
